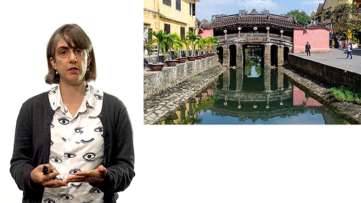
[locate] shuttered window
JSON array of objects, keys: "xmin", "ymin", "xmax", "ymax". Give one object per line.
[
  {"xmin": 180, "ymin": 27, "xmax": 185, "ymax": 38},
  {"xmin": 192, "ymin": 2, "xmax": 196, "ymax": 16},
  {"xmin": 164, "ymin": 24, "xmax": 170, "ymax": 34},
  {"xmin": 176, "ymin": 0, "xmax": 181, "ymax": 11},
  {"xmin": 148, "ymin": 28, "xmax": 152, "ymax": 41},
  {"xmin": 189, "ymin": 2, "xmax": 192, "ymax": 15},
  {"xmin": 163, "ymin": 0, "xmax": 171, "ymax": 6}
]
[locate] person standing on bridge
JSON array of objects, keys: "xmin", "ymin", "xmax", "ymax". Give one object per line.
[{"xmin": 305, "ymin": 42, "xmax": 311, "ymax": 56}]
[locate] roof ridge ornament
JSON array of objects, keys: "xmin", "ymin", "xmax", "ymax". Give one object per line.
[
  {"xmin": 238, "ymin": 9, "xmax": 248, "ymax": 20},
  {"xmin": 250, "ymin": 8, "xmax": 259, "ymax": 15}
]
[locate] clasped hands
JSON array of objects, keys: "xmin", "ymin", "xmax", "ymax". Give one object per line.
[{"xmin": 30, "ymin": 164, "xmax": 106, "ymax": 188}]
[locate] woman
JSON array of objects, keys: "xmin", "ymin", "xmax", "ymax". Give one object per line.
[{"xmin": 10, "ymin": 24, "xmax": 135, "ymax": 203}]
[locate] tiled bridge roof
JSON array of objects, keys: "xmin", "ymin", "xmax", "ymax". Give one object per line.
[{"xmin": 201, "ymin": 9, "xmax": 328, "ymax": 30}]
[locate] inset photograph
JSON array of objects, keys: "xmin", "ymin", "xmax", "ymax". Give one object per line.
[{"xmin": 143, "ymin": 1, "xmax": 361, "ymax": 125}]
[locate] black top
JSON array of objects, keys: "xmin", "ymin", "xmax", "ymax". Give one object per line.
[
  {"xmin": 10, "ymin": 91, "xmax": 135, "ymax": 203},
  {"xmin": 305, "ymin": 44, "xmax": 311, "ymax": 50}
]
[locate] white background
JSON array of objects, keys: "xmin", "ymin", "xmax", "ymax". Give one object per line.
[{"xmin": 1, "ymin": 1, "xmax": 361, "ymax": 202}]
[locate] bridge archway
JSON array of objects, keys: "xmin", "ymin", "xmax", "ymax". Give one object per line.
[
  {"xmin": 284, "ymin": 47, "xmax": 289, "ymax": 62},
  {"xmin": 229, "ymin": 45, "xmax": 237, "ymax": 67},
  {"xmin": 271, "ymin": 45, "xmax": 278, "ymax": 67},
  {"xmin": 217, "ymin": 46, "xmax": 223, "ymax": 65}
]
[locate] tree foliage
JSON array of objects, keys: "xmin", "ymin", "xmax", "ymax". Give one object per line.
[
  {"xmin": 331, "ymin": 3, "xmax": 361, "ymax": 41},
  {"xmin": 287, "ymin": 9, "xmax": 311, "ymax": 24}
]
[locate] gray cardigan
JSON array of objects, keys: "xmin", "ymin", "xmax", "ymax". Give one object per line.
[{"xmin": 10, "ymin": 91, "xmax": 135, "ymax": 203}]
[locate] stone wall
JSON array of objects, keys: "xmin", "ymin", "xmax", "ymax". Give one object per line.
[
  {"xmin": 144, "ymin": 56, "xmax": 218, "ymax": 99},
  {"xmin": 288, "ymin": 54, "xmax": 361, "ymax": 92}
]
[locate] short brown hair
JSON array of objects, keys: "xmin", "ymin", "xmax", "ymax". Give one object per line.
[{"xmin": 45, "ymin": 24, "xmax": 96, "ymax": 84}]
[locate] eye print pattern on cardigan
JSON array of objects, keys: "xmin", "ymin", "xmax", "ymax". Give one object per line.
[
  {"xmin": 71, "ymin": 182, "xmax": 82, "ymax": 189},
  {"xmin": 86, "ymin": 100, "xmax": 89, "ymax": 106},
  {"xmin": 88, "ymin": 115, "xmax": 99, "ymax": 119},
  {"xmin": 82, "ymin": 200, "xmax": 93, "ymax": 203},
  {"xmin": 59, "ymin": 193, "xmax": 74, "ymax": 200},
  {"xmin": 75, "ymin": 127, "xmax": 84, "ymax": 134},
  {"xmin": 69, "ymin": 168, "xmax": 81, "ymax": 175},
  {"xmin": 94, "ymin": 127, "xmax": 103, "ymax": 132},
  {"xmin": 50, "ymin": 140, "xmax": 53, "ymax": 146},
  {"xmin": 50, "ymin": 123, "xmax": 54, "ymax": 128},
  {"xmin": 50, "ymin": 155, "xmax": 62, "ymax": 164},
  {"xmin": 94, "ymin": 94, "xmax": 103, "ymax": 100},
  {"xmin": 43, "ymin": 197, "xmax": 56, "ymax": 203},
  {"xmin": 83, "ymin": 152, "xmax": 96, "ymax": 163},
  {"xmin": 64, "ymin": 153, "xmax": 76, "ymax": 158},
  {"xmin": 81, "ymin": 138, "xmax": 94, "ymax": 144},
  {"xmin": 62, "ymin": 137, "xmax": 66, "ymax": 142},
  {"xmin": 58, "ymin": 117, "xmax": 70, "ymax": 125}
]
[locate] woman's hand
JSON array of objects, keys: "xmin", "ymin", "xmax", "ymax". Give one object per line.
[
  {"xmin": 65, "ymin": 165, "xmax": 107, "ymax": 184},
  {"xmin": 30, "ymin": 164, "xmax": 67, "ymax": 188}
]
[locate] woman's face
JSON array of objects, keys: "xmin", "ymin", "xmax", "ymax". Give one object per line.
[{"xmin": 50, "ymin": 37, "xmax": 91, "ymax": 86}]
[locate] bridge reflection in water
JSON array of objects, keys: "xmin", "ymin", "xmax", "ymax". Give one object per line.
[{"xmin": 160, "ymin": 52, "xmax": 351, "ymax": 125}]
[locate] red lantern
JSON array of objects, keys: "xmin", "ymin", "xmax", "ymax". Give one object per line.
[
  {"xmin": 266, "ymin": 27, "xmax": 270, "ymax": 31},
  {"xmin": 280, "ymin": 30, "xmax": 284, "ymax": 34},
  {"xmin": 253, "ymin": 27, "xmax": 258, "ymax": 31},
  {"xmin": 223, "ymin": 30, "xmax": 227, "ymax": 34}
]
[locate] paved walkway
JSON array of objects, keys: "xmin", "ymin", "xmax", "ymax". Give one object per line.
[{"xmin": 293, "ymin": 48, "xmax": 361, "ymax": 74}]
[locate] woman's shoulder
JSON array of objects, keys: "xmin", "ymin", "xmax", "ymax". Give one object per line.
[
  {"xmin": 102, "ymin": 92, "xmax": 127, "ymax": 111},
  {"xmin": 22, "ymin": 91, "xmax": 49, "ymax": 107}
]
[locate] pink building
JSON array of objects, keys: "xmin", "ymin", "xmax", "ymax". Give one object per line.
[
  {"xmin": 199, "ymin": 28, "xmax": 213, "ymax": 38},
  {"xmin": 293, "ymin": 28, "xmax": 330, "ymax": 53}
]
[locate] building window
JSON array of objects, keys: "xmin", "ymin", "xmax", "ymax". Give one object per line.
[
  {"xmin": 176, "ymin": 0, "xmax": 181, "ymax": 11},
  {"xmin": 189, "ymin": 2, "xmax": 192, "ymax": 15},
  {"xmin": 163, "ymin": 0, "xmax": 171, "ymax": 6},
  {"xmin": 164, "ymin": 24, "xmax": 171, "ymax": 34},
  {"xmin": 180, "ymin": 27, "xmax": 185, "ymax": 38}
]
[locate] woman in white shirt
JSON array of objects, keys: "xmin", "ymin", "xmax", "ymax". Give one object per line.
[{"xmin": 11, "ymin": 24, "xmax": 135, "ymax": 203}]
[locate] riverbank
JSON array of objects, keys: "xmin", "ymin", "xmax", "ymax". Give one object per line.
[
  {"xmin": 280, "ymin": 65, "xmax": 361, "ymax": 124},
  {"xmin": 144, "ymin": 64, "xmax": 228, "ymax": 125}
]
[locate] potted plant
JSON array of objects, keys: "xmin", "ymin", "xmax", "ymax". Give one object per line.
[
  {"xmin": 163, "ymin": 33, "xmax": 179, "ymax": 67},
  {"xmin": 186, "ymin": 31, "xmax": 201, "ymax": 61},
  {"xmin": 148, "ymin": 30, "xmax": 167, "ymax": 71},
  {"xmin": 169, "ymin": 33, "xmax": 186, "ymax": 64},
  {"xmin": 195, "ymin": 37, "xmax": 206, "ymax": 59},
  {"xmin": 206, "ymin": 37, "xmax": 219, "ymax": 56},
  {"xmin": 180, "ymin": 37, "xmax": 191, "ymax": 62}
]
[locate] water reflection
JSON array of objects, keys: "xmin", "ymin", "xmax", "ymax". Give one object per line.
[{"xmin": 161, "ymin": 50, "xmax": 351, "ymax": 124}]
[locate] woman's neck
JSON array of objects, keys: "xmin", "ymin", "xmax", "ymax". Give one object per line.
[{"xmin": 59, "ymin": 81, "xmax": 86, "ymax": 106}]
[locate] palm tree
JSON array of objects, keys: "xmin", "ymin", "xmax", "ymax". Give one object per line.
[
  {"xmin": 186, "ymin": 31, "xmax": 201, "ymax": 56},
  {"xmin": 148, "ymin": 30, "xmax": 168, "ymax": 64},
  {"xmin": 169, "ymin": 33, "xmax": 182, "ymax": 59},
  {"xmin": 194, "ymin": 37, "xmax": 206, "ymax": 55},
  {"xmin": 181, "ymin": 37, "xmax": 191, "ymax": 57}
]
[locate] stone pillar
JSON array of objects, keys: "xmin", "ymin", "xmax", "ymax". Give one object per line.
[
  {"xmin": 264, "ymin": 67, "xmax": 271, "ymax": 92},
  {"xmin": 278, "ymin": 45, "xmax": 284, "ymax": 67},
  {"xmin": 236, "ymin": 44, "xmax": 243, "ymax": 67},
  {"xmin": 277, "ymin": 69, "xmax": 284, "ymax": 91},
  {"xmin": 223, "ymin": 68, "xmax": 230, "ymax": 90},
  {"xmin": 223, "ymin": 45, "xmax": 230, "ymax": 67},
  {"xmin": 267, "ymin": 30, "xmax": 269, "ymax": 38},
  {"xmin": 264, "ymin": 44, "xmax": 271, "ymax": 68},
  {"xmin": 236, "ymin": 67, "xmax": 243, "ymax": 91}
]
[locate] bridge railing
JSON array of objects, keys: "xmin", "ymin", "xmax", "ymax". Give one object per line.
[{"xmin": 215, "ymin": 33, "xmax": 293, "ymax": 43}]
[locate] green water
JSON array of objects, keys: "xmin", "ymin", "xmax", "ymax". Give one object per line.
[{"xmin": 161, "ymin": 56, "xmax": 353, "ymax": 125}]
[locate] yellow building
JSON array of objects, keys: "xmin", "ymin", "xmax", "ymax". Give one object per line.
[
  {"xmin": 315, "ymin": 0, "xmax": 355, "ymax": 25},
  {"xmin": 144, "ymin": 0, "xmax": 201, "ymax": 40}
]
